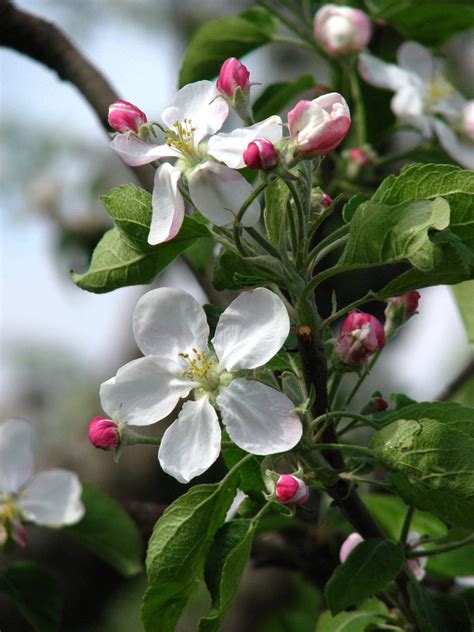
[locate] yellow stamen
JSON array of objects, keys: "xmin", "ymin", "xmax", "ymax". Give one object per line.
[
  {"xmin": 165, "ymin": 118, "xmax": 198, "ymax": 159},
  {"xmin": 425, "ymin": 75, "xmax": 453, "ymax": 107}
]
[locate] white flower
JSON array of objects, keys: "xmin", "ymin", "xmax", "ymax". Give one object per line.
[
  {"xmin": 100, "ymin": 287, "xmax": 302, "ymax": 484},
  {"xmin": 110, "ymin": 80, "xmax": 282, "ymax": 245},
  {"xmin": 359, "ymin": 42, "xmax": 474, "ymax": 169},
  {"xmin": 0, "ymin": 419, "xmax": 84, "ymax": 546}
]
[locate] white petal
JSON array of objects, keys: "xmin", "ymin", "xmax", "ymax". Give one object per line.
[
  {"xmin": 391, "ymin": 87, "xmax": 432, "ymax": 137},
  {"xmin": 161, "ymin": 80, "xmax": 229, "ymax": 145},
  {"xmin": 0, "ymin": 419, "xmax": 35, "ymax": 494},
  {"xmin": 188, "ymin": 162, "xmax": 260, "ymax": 226},
  {"xmin": 218, "ymin": 379, "xmax": 302, "ymax": 455},
  {"xmin": 433, "ymin": 119, "xmax": 474, "ymax": 170},
  {"xmin": 133, "ymin": 287, "xmax": 210, "ymax": 361},
  {"xmin": 358, "ymin": 52, "xmax": 412, "ymax": 92},
  {"xmin": 100, "ymin": 357, "xmax": 192, "ymax": 426},
  {"xmin": 212, "ymin": 288, "xmax": 289, "ymax": 371},
  {"xmin": 397, "ymin": 42, "xmax": 435, "ymax": 82},
  {"xmin": 19, "ymin": 470, "xmax": 85, "ymax": 527},
  {"xmin": 158, "ymin": 396, "xmax": 221, "ymax": 483},
  {"xmin": 207, "ymin": 115, "xmax": 283, "ymax": 169},
  {"xmin": 149, "ymin": 163, "xmax": 185, "ymax": 245},
  {"xmin": 110, "ymin": 135, "xmax": 179, "ymax": 166},
  {"xmin": 432, "ymin": 91, "xmax": 466, "ymax": 123}
]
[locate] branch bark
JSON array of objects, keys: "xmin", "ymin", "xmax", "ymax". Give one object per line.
[{"xmin": 0, "ymin": 0, "xmax": 154, "ymax": 192}]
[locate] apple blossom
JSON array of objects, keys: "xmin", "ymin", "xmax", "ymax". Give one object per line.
[
  {"xmin": 339, "ymin": 532, "xmax": 364, "ymax": 562},
  {"xmin": 461, "ymin": 101, "xmax": 474, "ymax": 141},
  {"xmin": 406, "ymin": 531, "xmax": 427, "ymax": 581},
  {"xmin": 384, "ymin": 290, "xmax": 420, "ymax": 338},
  {"xmin": 287, "ymin": 93, "xmax": 351, "ymax": 155},
  {"xmin": 314, "ymin": 5, "xmax": 372, "ymax": 57},
  {"xmin": 243, "ymin": 138, "xmax": 278, "ymax": 170},
  {"xmin": 275, "ymin": 475, "xmax": 310, "ymax": 507},
  {"xmin": 216, "ymin": 57, "xmax": 250, "ymax": 99},
  {"xmin": 100, "ymin": 287, "xmax": 302, "ymax": 484},
  {"xmin": 359, "ymin": 42, "xmax": 474, "ymax": 169},
  {"xmin": 88, "ymin": 417, "xmax": 120, "ymax": 450},
  {"xmin": 0, "ymin": 419, "xmax": 84, "ymax": 547},
  {"xmin": 108, "ymin": 100, "xmax": 147, "ymax": 133},
  {"xmin": 335, "ymin": 310, "xmax": 385, "ymax": 368},
  {"xmin": 109, "ymin": 80, "xmax": 283, "ymax": 244}
]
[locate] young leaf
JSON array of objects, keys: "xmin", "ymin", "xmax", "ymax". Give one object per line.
[
  {"xmin": 199, "ymin": 517, "xmax": 260, "ymax": 631},
  {"xmin": 0, "ymin": 562, "xmax": 62, "ymax": 632},
  {"xmin": 178, "ymin": 8, "xmax": 277, "ymax": 86},
  {"xmin": 72, "ymin": 217, "xmax": 208, "ymax": 293},
  {"xmin": 65, "ymin": 483, "xmax": 143, "ymax": 577},
  {"xmin": 408, "ymin": 581, "xmax": 472, "ymax": 632},
  {"xmin": 141, "ymin": 476, "xmax": 239, "ymax": 632},
  {"xmin": 264, "ymin": 178, "xmax": 289, "ymax": 249},
  {"xmin": 342, "ymin": 193, "xmax": 367, "ymax": 224},
  {"xmin": 340, "ymin": 197, "xmax": 450, "ymax": 272},
  {"xmin": 324, "ymin": 539, "xmax": 404, "ymax": 615},
  {"xmin": 222, "ymin": 446, "xmax": 264, "ymax": 496},
  {"xmin": 100, "ymin": 184, "xmax": 154, "ymax": 245},
  {"xmin": 213, "ymin": 250, "xmax": 263, "ymax": 291},
  {"xmin": 316, "ymin": 598, "xmax": 389, "ymax": 632},
  {"xmin": 370, "ymin": 402, "xmax": 474, "ymax": 529},
  {"xmin": 253, "ymin": 75, "xmax": 315, "ymax": 121},
  {"xmin": 452, "ymin": 280, "xmax": 474, "ymax": 343}
]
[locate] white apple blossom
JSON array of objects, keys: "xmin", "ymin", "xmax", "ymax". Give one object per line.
[
  {"xmin": 110, "ymin": 80, "xmax": 282, "ymax": 245},
  {"xmin": 0, "ymin": 419, "xmax": 84, "ymax": 547},
  {"xmin": 359, "ymin": 42, "xmax": 474, "ymax": 169},
  {"xmin": 100, "ymin": 287, "xmax": 302, "ymax": 484}
]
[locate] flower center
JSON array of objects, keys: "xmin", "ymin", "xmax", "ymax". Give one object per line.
[
  {"xmin": 0, "ymin": 496, "xmax": 19, "ymax": 526},
  {"xmin": 425, "ymin": 75, "xmax": 453, "ymax": 107},
  {"xmin": 165, "ymin": 118, "xmax": 200, "ymax": 161},
  {"xmin": 179, "ymin": 348, "xmax": 220, "ymax": 391}
]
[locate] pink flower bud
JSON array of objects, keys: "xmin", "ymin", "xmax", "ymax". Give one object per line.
[
  {"xmin": 349, "ymin": 148, "xmax": 372, "ymax": 167},
  {"xmin": 335, "ymin": 310, "xmax": 385, "ymax": 367},
  {"xmin": 108, "ymin": 100, "xmax": 147, "ymax": 133},
  {"xmin": 462, "ymin": 101, "xmax": 474, "ymax": 141},
  {"xmin": 314, "ymin": 5, "xmax": 372, "ymax": 56},
  {"xmin": 243, "ymin": 139, "xmax": 278, "ymax": 170},
  {"xmin": 406, "ymin": 532, "xmax": 427, "ymax": 581},
  {"xmin": 288, "ymin": 93, "xmax": 351, "ymax": 155},
  {"xmin": 389, "ymin": 291, "xmax": 420, "ymax": 317},
  {"xmin": 375, "ymin": 398, "xmax": 388, "ymax": 411},
  {"xmin": 275, "ymin": 475, "xmax": 310, "ymax": 507},
  {"xmin": 339, "ymin": 532, "xmax": 364, "ymax": 563},
  {"xmin": 216, "ymin": 58, "xmax": 250, "ymax": 99},
  {"xmin": 322, "ymin": 193, "xmax": 333, "ymax": 208},
  {"xmin": 88, "ymin": 417, "xmax": 120, "ymax": 450}
]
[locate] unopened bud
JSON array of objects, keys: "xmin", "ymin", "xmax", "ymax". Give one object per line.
[
  {"xmin": 406, "ymin": 532, "xmax": 427, "ymax": 581},
  {"xmin": 322, "ymin": 193, "xmax": 333, "ymax": 208},
  {"xmin": 339, "ymin": 532, "xmax": 364, "ymax": 562},
  {"xmin": 216, "ymin": 58, "xmax": 250, "ymax": 99},
  {"xmin": 462, "ymin": 101, "xmax": 474, "ymax": 141},
  {"xmin": 288, "ymin": 93, "xmax": 351, "ymax": 156},
  {"xmin": 108, "ymin": 100, "xmax": 147, "ymax": 133},
  {"xmin": 335, "ymin": 310, "xmax": 385, "ymax": 368},
  {"xmin": 384, "ymin": 290, "xmax": 420, "ymax": 338},
  {"xmin": 314, "ymin": 5, "xmax": 372, "ymax": 57},
  {"xmin": 276, "ymin": 475, "xmax": 310, "ymax": 507},
  {"xmin": 243, "ymin": 138, "xmax": 278, "ymax": 170},
  {"xmin": 88, "ymin": 417, "xmax": 120, "ymax": 450},
  {"xmin": 349, "ymin": 148, "xmax": 372, "ymax": 166}
]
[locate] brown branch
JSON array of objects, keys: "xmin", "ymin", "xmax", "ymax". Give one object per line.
[
  {"xmin": 0, "ymin": 0, "xmax": 154, "ymax": 192},
  {"xmin": 436, "ymin": 354, "xmax": 474, "ymax": 401}
]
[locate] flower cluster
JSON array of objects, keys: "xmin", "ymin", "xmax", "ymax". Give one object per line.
[
  {"xmin": 108, "ymin": 59, "xmax": 351, "ymax": 247},
  {"xmin": 0, "ymin": 419, "xmax": 84, "ymax": 547}
]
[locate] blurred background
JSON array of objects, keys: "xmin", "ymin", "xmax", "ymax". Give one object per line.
[{"xmin": 1, "ymin": 1, "xmax": 473, "ymax": 630}]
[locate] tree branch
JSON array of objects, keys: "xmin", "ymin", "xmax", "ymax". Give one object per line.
[
  {"xmin": 0, "ymin": 0, "xmax": 154, "ymax": 192},
  {"xmin": 436, "ymin": 354, "xmax": 474, "ymax": 401}
]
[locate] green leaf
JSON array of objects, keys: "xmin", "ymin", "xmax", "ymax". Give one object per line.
[
  {"xmin": 362, "ymin": 493, "xmax": 447, "ymax": 541},
  {"xmin": 222, "ymin": 446, "xmax": 264, "ymax": 496},
  {"xmin": 430, "ymin": 230, "xmax": 472, "ymax": 274},
  {"xmin": 427, "ymin": 543, "xmax": 474, "ymax": 578},
  {"xmin": 185, "ymin": 237, "xmax": 215, "ymax": 275},
  {"xmin": 141, "ymin": 474, "xmax": 239, "ymax": 632},
  {"xmin": 316, "ymin": 598, "xmax": 389, "ymax": 632},
  {"xmin": 213, "ymin": 249, "xmax": 263, "ymax": 291},
  {"xmin": 199, "ymin": 517, "xmax": 259, "ymax": 631},
  {"xmin": 342, "ymin": 193, "xmax": 367, "ymax": 224},
  {"xmin": 253, "ymin": 75, "xmax": 314, "ymax": 121},
  {"xmin": 72, "ymin": 217, "xmax": 208, "ymax": 293},
  {"xmin": 408, "ymin": 582, "xmax": 472, "ymax": 632},
  {"xmin": 340, "ymin": 196, "xmax": 450, "ymax": 272},
  {"xmin": 65, "ymin": 484, "xmax": 143, "ymax": 577},
  {"xmin": 371, "ymin": 0, "xmax": 474, "ymax": 46},
  {"xmin": 178, "ymin": 8, "xmax": 277, "ymax": 86},
  {"xmin": 0, "ymin": 562, "xmax": 62, "ymax": 632},
  {"xmin": 370, "ymin": 402, "xmax": 474, "ymax": 529},
  {"xmin": 264, "ymin": 178, "xmax": 289, "ymax": 249},
  {"xmin": 325, "ymin": 539, "xmax": 404, "ymax": 614},
  {"xmin": 452, "ymin": 280, "xmax": 474, "ymax": 343},
  {"xmin": 100, "ymin": 184, "xmax": 153, "ymax": 245}
]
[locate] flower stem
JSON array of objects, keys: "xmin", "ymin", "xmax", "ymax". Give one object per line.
[
  {"xmin": 344, "ymin": 350, "xmax": 381, "ymax": 408},
  {"xmin": 233, "ymin": 181, "xmax": 268, "ymax": 257},
  {"xmin": 399, "ymin": 506, "xmax": 415, "ymax": 546},
  {"xmin": 406, "ymin": 534, "xmax": 474, "ymax": 558}
]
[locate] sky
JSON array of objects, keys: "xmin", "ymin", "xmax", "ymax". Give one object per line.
[{"xmin": 1, "ymin": 0, "xmax": 472, "ymax": 410}]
